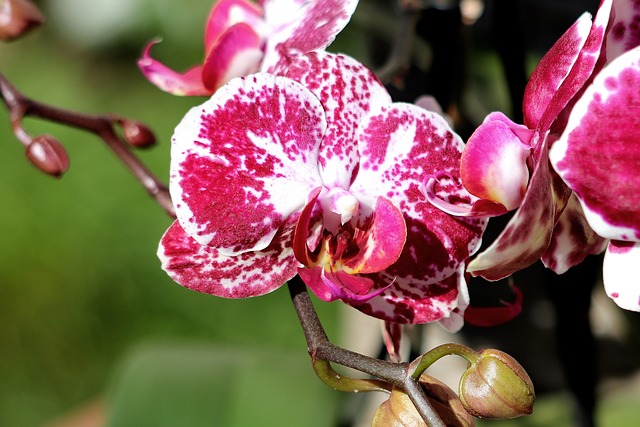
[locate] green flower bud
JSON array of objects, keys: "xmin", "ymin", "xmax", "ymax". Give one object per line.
[
  {"xmin": 459, "ymin": 349, "xmax": 534, "ymax": 419},
  {"xmin": 372, "ymin": 375, "xmax": 475, "ymax": 427}
]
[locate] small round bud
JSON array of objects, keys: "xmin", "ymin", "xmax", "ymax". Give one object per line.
[
  {"xmin": 0, "ymin": 0, "xmax": 45, "ymax": 41},
  {"xmin": 26, "ymin": 135, "xmax": 70, "ymax": 177},
  {"xmin": 372, "ymin": 375, "xmax": 475, "ymax": 427},
  {"xmin": 122, "ymin": 120, "xmax": 156, "ymax": 148},
  {"xmin": 459, "ymin": 349, "xmax": 535, "ymax": 419}
]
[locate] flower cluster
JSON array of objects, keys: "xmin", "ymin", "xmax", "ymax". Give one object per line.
[
  {"xmin": 153, "ymin": 0, "xmax": 640, "ymax": 328},
  {"xmin": 152, "ymin": 0, "xmax": 487, "ymax": 328},
  {"xmin": 427, "ymin": 0, "xmax": 640, "ymax": 311}
]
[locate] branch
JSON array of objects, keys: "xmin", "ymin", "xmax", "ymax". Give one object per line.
[
  {"xmin": 375, "ymin": 0, "xmax": 422, "ymax": 84},
  {"xmin": 0, "ymin": 72, "xmax": 175, "ymax": 218},
  {"xmin": 287, "ymin": 275, "xmax": 445, "ymax": 426}
]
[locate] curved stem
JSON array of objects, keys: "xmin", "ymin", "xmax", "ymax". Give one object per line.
[
  {"xmin": 287, "ymin": 275, "xmax": 445, "ymax": 425},
  {"xmin": 0, "ymin": 72, "xmax": 175, "ymax": 218},
  {"xmin": 409, "ymin": 343, "xmax": 480, "ymax": 380}
]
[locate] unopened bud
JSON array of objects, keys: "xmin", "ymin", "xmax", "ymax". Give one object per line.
[
  {"xmin": 459, "ymin": 349, "xmax": 534, "ymax": 419},
  {"xmin": 0, "ymin": 0, "xmax": 45, "ymax": 41},
  {"xmin": 26, "ymin": 135, "xmax": 70, "ymax": 177},
  {"xmin": 122, "ymin": 119, "xmax": 156, "ymax": 148},
  {"xmin": 372, "ymin": 375, "xmax": 475, "ymax": 427}
]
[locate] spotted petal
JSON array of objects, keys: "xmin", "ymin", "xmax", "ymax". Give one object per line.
[
  {"xmin": 284, "ymin": 51, "xmax": 391, "ymax": 188},
  {"xmin": 137, "ymin": 40, "xmax": 211, "ymax": 96},
  {"xmin": 158, "ymin": 219, "xmax": 299, "ymax": 298},
  {"xmin": 261, "ymin": 0, "xmax": 359, "ymax": 72},
  {"xmin": 525, "ymin": 0, "xmax": 611, "ymax": 131},
  {"xmin": 550, "ymin": 46, "xmax": 640, "ymax": 242},
  {"xmin": 170, "ymin": 73, "xmax": 326, "ymax": 254},
  {"xmin": 606, "ymin": 0, "xmax": 640, "ymax": 62},
  {"xmin": 541, "ymin": 193, "xmax": 607, "ymax": 274},
  {"xmin": 603, "ymin": 241, "xmax": 640, "ymax": 311},
  {"xmin": 523, "ymin": 12, "xmax": 593, "ymax": 128},
  {"xmin": 467, "ymin": 132, "xmax": 560, "ymax": 280},
  {"xmin": 351, "ymin": 104, "xmax": 487, "ymax": 285},
  {"xmin": 356, "ymin": 268, "xmax": 468, "ymax": 327}
]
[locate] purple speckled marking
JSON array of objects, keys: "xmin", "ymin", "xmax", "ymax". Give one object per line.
[
  {"xmin": 541, "ymin": 193, "xmax": 607, "ymax": 273},
  {"xmin": 551, "ymin": 47, "xmax": 640, "ymax": 241},
  {"xmin": 351, "ymin": 104, "xmax": 486, "ymax": 286},
  {"xmin": 523, "ymin": 12, "xmax": 593, "ymax": 129},
  {"xmin": 606, "ymin": 0, "xmax": 640, "ymax": 60},
  {"xmin": 284, "ymin": 51, "xmax": 392, "ymax": 187},
  {"xmin": 170, "ymin": 73, "xmax": 325, "ymax": 254},
  {"xmin": 261, "ymin": 0, "xmax": 359, "ymax": 72},
  {"xmin": 159, "ymin": 218, "xmax": 299, "ymax": 298},
  {"xmin": 357, "ymin": 269, "xmax": 467, "ymax": 327}
]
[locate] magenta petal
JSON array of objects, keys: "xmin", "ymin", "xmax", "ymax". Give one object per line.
[
  {"xmin": 352, "ymin": 104, "xmax": 486, "ymax": 285},
  {"xmin": 285, "ymin": 51, "xmax": 392, "ymax": 188},
  {"xmin": 464, "ymin": 285, "xmax": 523, "ymax": 327},
  {"xmin": 460, "ymin": 118, "xmax": 531, "ymax": 211},
  {"xmin": 137, "ymin": 40, "xmax": 211, "ymax": 96},
  {"xmin": 541, "ymin": 193, "xmax": 607, "ymax": 274},
  {"xmin": 158, "ymin": 219, "xmax": 299, "ymax": 298},
  {"xmin": 603, "ymin": 240, "xmax": 640, "ymax": 311},
  {"xmin": 204, "ymin": 0, "xmax": 264, "ymax": 53},
  {"xmin": 201, "ymin": 23, "xmax": 263, "ymax": 93},
  {"xmin": 550, "ymin": 46, "xmax": 640, "ymax": 241},
  {"xmin": 170, "ymin": 73, "xmax": 326, "ymax": 254},
  {"xmin": 606, "ymin": 0, "xmax": 640, "ymax": 61},
  {"xmin": 356, "ymin": 268, "xmax": 467, "ymax": 326},
  {"xmin": 343, "ymin": 196, "xmax": 407, "ymax": 274},
  {"xmin": 261, "ymin": 0, "xmax": 359, "ymax": 72},
  {"xmin": 523, "ymin": 12, "xmax": 593, "ymax": 128},
  {"xmin": 467, "ymin": 133, "xmax": 562, "ymax": 281}
]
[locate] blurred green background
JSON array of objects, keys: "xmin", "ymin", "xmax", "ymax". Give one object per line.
[
  {"xmin": 1, "ymin": 1, "xmax": 640, "ymax": 426},
  {"xmin": 0, "ymin": 1, "xmax": 341, "ymax": 425}
]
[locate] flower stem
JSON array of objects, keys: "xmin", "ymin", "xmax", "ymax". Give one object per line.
[
  {"xmin": 0, "ymin": 72, "xmax": 175, "ymax": 218},
  {"xmin": 287, "ymin": 275, "xmax": 445, "ymax": 426},
  {"xmin": 409, "ymin": 343, "xmax": 480, "ymax": 380}
]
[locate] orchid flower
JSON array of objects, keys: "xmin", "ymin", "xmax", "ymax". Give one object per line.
[
  {"xmin": 158, "ymin": 51, "xmax": 486, "ymax": 328},
  {"xmin": 138, "ymin": 0, "xmax": 358, "ymax": 96},
  {"xmin": 425, "ymin": 0, "xmax": 629, "ymax": 280},
  {"xmin": 549, "ymin": 4, "xmax": 640, "ymax": 310}
]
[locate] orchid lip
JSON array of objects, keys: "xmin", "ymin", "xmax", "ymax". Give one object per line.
[
  {"xmin": 422, "ymin": 172, "xmax": 508, "ymax": 218},
  {"xmin": 318, "ymin": 268, "xmax": 394, "ymax": 303}
]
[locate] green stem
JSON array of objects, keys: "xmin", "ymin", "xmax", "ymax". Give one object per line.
[
  {"xmin": 409, "ymin": 343, "xmax": 480, "ymax": 380},
  {"xmin": 312, "ymin": 359, "xmax": 391, "ymax": 393}
]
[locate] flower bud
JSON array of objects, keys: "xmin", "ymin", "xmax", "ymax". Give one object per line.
[
  {"xmin": 121, "ymin": 119, "xmax": 156, "ymax": 148},
  {"xmin": 0, "ymin": 0, "xmax": 45, "ymax": 41},
  {"xmin": 26, "ymin": 135, "xmax": 70, "ymax": 177},
  {"xmin": 372, "ymin": 375, "xmax": 475, "ymax": 427},
  {"xmin": 459, "ymin": 349, "xmax": 534, "ymax": 419}
]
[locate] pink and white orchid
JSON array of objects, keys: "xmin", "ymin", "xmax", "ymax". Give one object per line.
[
  {"xmin": 138, "ymin": 0, "xmax": 358, "ymax": 96},
  {"xmin": 158, "ymin": 51, "xmax": 486, "ymax": 327},
  {"xmin": 425, "ymin": 0, "xmax": 631, "ymax": 280},
  {"xmin": 549, "ymin": 8, "xmax": 640, "ymax": 311}
]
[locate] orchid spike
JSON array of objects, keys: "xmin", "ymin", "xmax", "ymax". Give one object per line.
[
  {"xmin": 138, "ymin": 0, "xmax": 358, "ymax": 95},
  {"xmin": 158, "ymin": 51, "xmax": 486, "ymax": 327}
]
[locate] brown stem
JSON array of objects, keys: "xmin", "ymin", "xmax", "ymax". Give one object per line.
[
  {"xmin": 287, "ymin": 275, "xmax": 445, "ymax": 425},
  {"xmin": 0, "ymin": 72, "xmax": 175, "ymax": 218}
]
